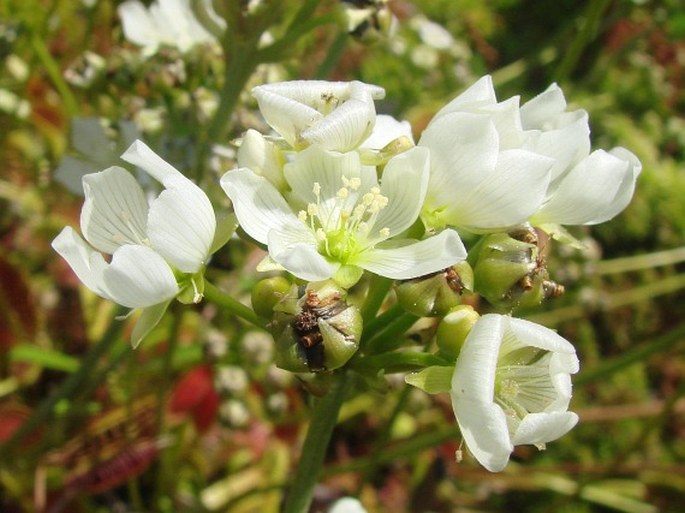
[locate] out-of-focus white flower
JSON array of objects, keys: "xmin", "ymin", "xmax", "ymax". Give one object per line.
[
  {"xmin": 117, "ymin": 0, "xmax": 224, "ymax": 57},
  {"xmin": 55, "ymin": 118, "xmax": 140, "ymax": 195},
  {"xmin": 221, "ymin": 145, "xmax": 466, "ymax": 286},
  {"xmin": 328, "ymin": 497, "xmax": 367, "ymax": 513},
  {"xmin": 0, "ymin": 88, "xmax": 30, "ymax": 119},
  {"xmin": 419, "ymin": 75, "xmax": 555, "ymax": 232},
  {"xmin": 450, "ymin": 314, "xmax": 579, "ymax": 472},
  {"xmin": 52, "ymin": 140, "xmax": 216, "ymax": 311},
  {"xmin": 521, "ymin": 84, "xmax": 642, "ymax": 227},
  {"xmin": 410, "ymin": 16, "xmax": 455, "ymax": 50},
  {"xmin": 252, "ymin": 80, "xmax": 385, "ymax": 152}
]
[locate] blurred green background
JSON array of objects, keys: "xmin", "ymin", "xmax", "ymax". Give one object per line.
[{"xmin": 1, "ymin": 0, "xmax": 684, "ymax": 512}]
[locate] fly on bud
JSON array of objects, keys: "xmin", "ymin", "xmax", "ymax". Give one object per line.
[{"xmin": 273, "ymin": 284, "xmax": 362, "ymax": 373}]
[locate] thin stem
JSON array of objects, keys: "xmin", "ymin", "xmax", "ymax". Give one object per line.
[
  {"xmin": 203, "ymin": 280, "xmax": 269, "ymax": 330},
  {"xmin": 31, "ymin": 33, "xmax": 79, "ymax": 117},
  {"xmin": 364, "ymin": 311, "xmax": 419, "ymax": 355},
  {"xmin": 351, "ymin": 352, "xmax": 447, "ymax": 375},
  {"xmin": 360, "ymin": 275, "xmax": 393, "ymax": 324},
  {"xmin": 588, "ymin": 246, "xmax": 685, "ymax": 275},
  {"xmin": 282, "ymin": 372, "xmax": 351, "ymax": 513},
  {"xmin": 361, "ymin": 303, "xmax": 405, "ymax": 342}
]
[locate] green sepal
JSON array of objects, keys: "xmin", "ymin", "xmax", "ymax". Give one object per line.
[
  {"xmin": 333, "ymin": 264, "xmax": 363, "ymax": 289},
  {"xmin": 209, "ymin": 212, "xmax": 239, "ymax": 255},
  {"xmin": 131, "ymin": 300, "xmax": 172, "ymax": 349},
  {"xmin": 405, "ymin": 365, "xmax": 454, "ymax": 394},
  {"xmin": 539, "ymin": 223, "xmax": 585, "ymax": 249}
]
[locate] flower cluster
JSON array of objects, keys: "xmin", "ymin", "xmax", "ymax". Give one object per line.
[{"xmin": 53, "ymin": 76, "xmax": 640, "ymax": 472}]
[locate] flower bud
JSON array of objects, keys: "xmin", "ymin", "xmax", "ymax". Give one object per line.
[
  {"xmin": 274, "ymin": 286, "xmax": 362, "ymax": 373},
  {"xmin": 436, "ymin": 305, "xmax": 480, "ymax": 359},
  {"xmin": 251, "ymin": 276, "xmax": 292, "ymax": 319},
  {"xmin": 473, "ymin": 232, "xmax": 564, "ymax": 310},
  {"xmin": 395, "ymin": 262, "xmax": 473, "ymax": 317}
]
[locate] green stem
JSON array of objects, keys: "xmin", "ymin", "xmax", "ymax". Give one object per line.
[
  {"xmin": 589, "ymin": 246, "xmax": 685, "ymax": 275},
  {"xmin": 361, "ymin": 303, "xmax": 404, "ymax": 342},
  {"xmin": 283, "ymin": 372, "xmax": 350, "ymax": 513},
  {"xmin": 364, "ymin": 311, "xmax": 419, "ymax": 355},
  {"xmin": 553, "ymin": 0, "xmax": 612, "ymax": 83},
  {"xmin": 31, "ymin": 33, "xmax": 78, "ymax": 117},
  {"xmin": 360, "ymin": 275, "xmax": 393, "ymax": 324},
  {"xmin": 203, "ymin": 280, "xmax": 269, "ymax": 330},
  {"xmin": 0, "ymin": 310, "xmax": 124, "ymax": 460},
  {"xmin": 352, "ymin": 352, "xmax": 447, "ymax": 375}
]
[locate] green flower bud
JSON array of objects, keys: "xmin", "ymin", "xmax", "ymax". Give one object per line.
[
  {"xmin": 473, "ymin": 232, "xmax": 564, "ymax": 310},
  {"xmin": 436, "ymin": 305, "xmax": 480, "ymax": 359},
  {"xmin": 251, "ymin": 276, "xmax": 292, "ymax": 319},
  {"xmin": 274, "ymin": 286, "xmax": 362, "ymax": 373},
  {"xmin": 395, "ymin": 262, "xmax": 474, "ymax": 317}
]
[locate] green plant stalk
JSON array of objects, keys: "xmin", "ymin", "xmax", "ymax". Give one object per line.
[
  {"xmin": 0, "ymin": 310, "xmax": 124, "ymax": 460},
  {"xmin": 361, "ymin": 303, "xmax": 405, "ymax": 342},
  {"xmin": 553, "ymin": 0, "xmax": 612, "ymax": 83},
  {"xmin": 31, "ymin": 33, "xmax": 79, "ymax": 117},
  {"xmin": 364, "ymin": 311, "xmax": 419, "ymax": 355},
  {"xmin": 282, "ymin": 372, "xmax": 350, "ymax": 513},
  {"xmin": 360, "ymin": 275, "xmax": 393, "ymax": 324},
  {"xmin": 203, "ymin": 280, "xmax": 269, "ymax": 330},
  {"xmin": 589, "ymin": 246, "xmax": 685, "ymax": 275}
]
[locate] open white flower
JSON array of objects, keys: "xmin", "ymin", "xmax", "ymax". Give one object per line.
[
  {"xmin": 221, "ymin": 145, "xmax": 466, "ymax": 286},
  {"xmin": 118, "ymin": 0, "xmax": 223, "ymax": 57},
  {"xmin": 52, "ymin": 140, "xmax": 216, "ymax": 310},
  {"xmin": 521, "ymin": 84, "xmax": 642, "ymax": 226},
  {"xmin": 252, "ymin": 80, "xmax": 385, "ymax": 152},
  {"xmin": 451, "ymin": 314, "xmax": 579, "ymax": 472},
  {"xmin": 328, "ymin": 497, "xmax": 367, "ymax": 513},
  {"xmin": 418, "ymin": 75, "xmax": 555, "ymax": 232}
]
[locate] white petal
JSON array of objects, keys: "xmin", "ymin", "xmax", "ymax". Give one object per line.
[
  {"xmin": 220, "ymin": 167, "xmax": 299, "ymax": 244},
  {"xmin": 252, "ymin": 86, "xmax": 324, "ymax": 146},
  {"xmin": 52, "ymin": 227, "xmax": 112, "ymax": 299},
  {"xmin": 267, "ymin": 228, "xmax": 337, "ymax": 281},
  {"xmin": 100, "ymin": 244, "xmax": 179, "ymax": 308},
  {"xmin": 451, "ymin": 397, "xmax": 513, "ymax": 472},
  {"xmin": 524, "ymin": 112, "xmax": 590, "ymax": 184},
  {"xmin": 80, "ymin": 166, "xmax": 149, "ymax": 254},
  {"xmin": 432, "ymin": 76, "xmax": 497, "ymax": 121},
  {"xmin": 444, "ymin": 148, "xmax": 553, "ymax": 230},
  {"xmin": 371, "ymin": 146, "xmax": 429, "ymax": 239},
  {"xmin": 532, "ymin": 149, "xmax": 637, "ymax": 225},
  {"xmin": 512, "ymin": 411, "xmax": 578, "ymax": 446},
  {"xmin": 52, "ymin": 227, "xmax": 178, "ymax": 309},
  {"xmin": 71, "ymin": 118, "xmax": 112, "ymax": 162},
  {"xmin": 301, "ymin": 81, "xmax": 377, "ymax": 151},
  {"xmin": 122, "ymin": 140, "xmax": 216, "ymax": 271},
  {"xmin": 328, "ymin": 498, "xmax": 367, "ymax": 513},
  {"xmin": 520, "ymin": 83, "xmax": 567, "ymax": 130},
  {"xmin": 506, "ymin": 317, "xmax": 578, "ymax": 357},
  {"xmin": 147, "ymin": 186, "xmax": 215, "ymax": 272},
  {"xmin": 236, "ymin": 129, "xmax": 286, "ymax": 190},
  {"xmin": 360, "ymin": 114, "xmax": 414, "ymax": 150},
  {"xmin": 478, "ymin": 96, "xmax": 524, "ymax": 149},
  {"xmin": 353, "ymin": 229, "xmax": 466, "ymax": 280},
  {"xmin": 420, "ymin": 112, "xmax": 499, "ymax": 216},
  {"xmin": 452, "ymin": 314, "xmax": 503, "ymax": 403},
  {"xmin": 118, "ymin": 1, "xmax": 159, "ymax": 49}
]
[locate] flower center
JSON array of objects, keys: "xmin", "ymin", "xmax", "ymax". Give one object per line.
[
  {"xmin": 112, "ymin": 209, "xmax": 150, "ymax": 247},
  {"xmin": 298, "ymin": 177, "xmax": 390, "ymax": 262}
]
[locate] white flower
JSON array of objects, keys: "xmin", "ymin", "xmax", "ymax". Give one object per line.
[
  {"xmin": 221, "ymin": 145, "xmax": 466, "ymax": 285},
  {"xmin": 52, "ymin": 140, "xmax": 216, "ymax": 309},
  {"xmin": 359, "ymin": 114, "xmax": 414, "ymax": 151},
  {"xmin": 251, "ymin": 80, "xmax": 385, "ymax": 152},
  {"xmin": 451, "ymin": 314, "xmax": 579, "ymax": 472},
  {"xmin": 117, "ymin": 0, "xmax": 223, "ymax": 57},
  {"xmin": 328, "ymin": 497, "xmax": 367, "ymax": 513},
  {"xmin": 521, "ymin": 84, "xmax": 642, "ymax": 226},
  {"xmin": 418, "ymin": 75, "xmax": 555, "ymax": 232}
]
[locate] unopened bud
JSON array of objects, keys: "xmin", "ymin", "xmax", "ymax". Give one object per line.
[
  {"xmin": 395, "ymin": 262, "xmax": 474, "ymax": 317},
  {"xmin": 251, "ymin": 276, "xmax": 292, "ymax": 319},
  {"xmin": 436, "ymin": 305, "xmax": 480, "ymax": 359}
]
